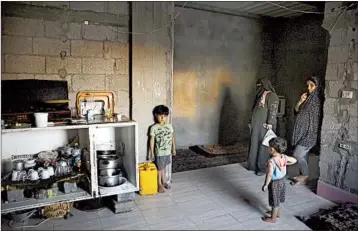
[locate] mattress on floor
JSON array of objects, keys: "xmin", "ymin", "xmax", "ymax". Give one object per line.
[
  {"xmin": 303, "ymin": 203, "xmax": 358, "ymax": 231},
  {"xmin": 190, "ymin": 140, "xmax": 249, "ymax": 158}
]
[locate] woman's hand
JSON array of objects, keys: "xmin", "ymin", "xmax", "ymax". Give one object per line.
[
  {"xmin": 295, "ymin": 93, "xmax": 308, "ymax": 112},
  {"xmin": 299, "ymin": 93, "xmax": 308, "ymax": 104},
  {"xmin": 263, "ymin": 123, "xmax": 273, "ymax": 130}
]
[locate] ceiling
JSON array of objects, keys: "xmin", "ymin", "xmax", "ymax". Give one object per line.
[{"xmin": 176, "ymin": 1, "xmax": 318, "ymax": 18}]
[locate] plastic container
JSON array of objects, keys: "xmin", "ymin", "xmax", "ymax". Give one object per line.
[
  {"xmin": 34, "ymin": 112, "xmax": 48, "ymax": 128},
  {"xmin": 139, "ymin": 162, "xmax": 158, "ymax": 195}
]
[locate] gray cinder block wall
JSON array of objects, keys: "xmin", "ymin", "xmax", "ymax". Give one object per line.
[
  {"xmin": 317, "ymin": 2, "xmax": 358, "ymax": 202},
  {"xmin": 272, "ymin": 15, "xmax": 329, "ymax": 145},
  {"xmin": 1, "ymin": 1, "xmax": 176, "ymax": 163},
  {"xmin": 173, "ymin": 7, "xmax": 269, "ymax": 148},
  {"xmin": 132, "ymin": 2, "xmax": 174, "ymax": 163},
  {"xmin": 1, "ymin": 1, "xmax": 130, "ymax": 116}
]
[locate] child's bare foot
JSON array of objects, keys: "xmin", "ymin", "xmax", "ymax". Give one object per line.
[
  {"xmin": 158, "ymin": 185, "xmax": 165, "ymax": 193},
  {"xmin": 265, "ymin": 211, "xmax": 280, "ymax": 218},
  {"xmin": 262, "ymin": 217, "xmax": 277, "ymax": 223}
]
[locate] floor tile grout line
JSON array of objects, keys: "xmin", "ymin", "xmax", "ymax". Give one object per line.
[{"xmin": 138, "ymin": 201, "xmax": 152, "ymax": 229}]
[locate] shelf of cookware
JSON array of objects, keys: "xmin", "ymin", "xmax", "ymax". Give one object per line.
[
  {"xmin": 1, "ymin": 188, "xmax": 91, "ymax": 214},
  {"xmin": 1, "ymin": 121, "xmax": 139, "ymax": 213},
  {"xmin": 1, "ymin": 120, "xmax": 138, "ymax": 134},
  {"xmin": 92, "ymin": 123, "xmax": 139, "ymax": 198}
]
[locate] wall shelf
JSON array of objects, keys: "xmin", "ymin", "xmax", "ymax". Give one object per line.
[
  {"xmin": 1, "ymin": 121, "xmax": 137, "ymax": 134},
  {"xmin": 1, "ymin": 121, "xmax": 139, "ymax": 214},
  {"xmin": 1, "ymin": 188, "xmax": 91, "ymax": 214}
]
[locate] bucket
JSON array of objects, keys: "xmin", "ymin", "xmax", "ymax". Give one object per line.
[{"xmin": 34, "ymin": 113, "xmax": 49, "ymax": 128}]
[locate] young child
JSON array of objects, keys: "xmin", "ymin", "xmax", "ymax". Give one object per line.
[
  {"xmin": 150, "ymin": 105, "xmax": 176, "ymax": 193},
  {"xmin": 262, "ymin": 137, "xmax": 297, "ymax": 223}
]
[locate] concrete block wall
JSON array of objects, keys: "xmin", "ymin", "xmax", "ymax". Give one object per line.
[
  {"xmin": 173, "ymin": 7, "xmax": 264, "ymax": 148},
  {"xmin": 273, "ymin": 15, "xmax": 329, "ymax": 145},
  {"xmin": 1, "ymin": 2, "xmax": 130, "ymax": 116},
  {"xmin": 318, "ymin": 2, "xmax": 358, "ymax": 199},
  {"xmin": 132, "ymin": 2, "xmax": 174, "ymax": 162}
]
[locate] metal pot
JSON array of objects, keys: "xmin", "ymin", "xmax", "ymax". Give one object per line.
[
  {"xmin": 13, "ymin": 160, "xmax": 24, "ymax": 171},
  {"xmin": 98, "ymin": 157, "xmax": 119, "ymax": 169},
  {"xmin": 97, "ymin": 150, "xmax": 116, "ymax": 156},
  {"xmin": 98, "ymin": 175, "xmax": 119, "ymax": 187},
  {"xmin": 99, "ymin": 168, "xmax": 122, "ymax": 177},
  {"xmin": 98, "ymin": 175, "xmax": 127, "ymax": 187},
  {"xmin": 97, "ymin": 150, "xmax": 117, "ymax": 159}
]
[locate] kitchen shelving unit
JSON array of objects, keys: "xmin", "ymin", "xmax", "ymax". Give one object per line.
[{"xmin": 1, "ymin": 121, "xmax": 139, "ymax": 214}]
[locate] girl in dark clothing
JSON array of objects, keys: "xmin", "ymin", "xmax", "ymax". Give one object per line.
[
  {"xmin": 248, "ymin": 77, "xmax": 279, "ymax": 175},
  {"xmin": 291, "ymin": 76, "xmax": 322, "ymax": 185}
]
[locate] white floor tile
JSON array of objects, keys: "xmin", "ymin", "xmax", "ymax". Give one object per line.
[{"xmin": 3, "ymin": 163, "xmax": 336, "ymax": 230}]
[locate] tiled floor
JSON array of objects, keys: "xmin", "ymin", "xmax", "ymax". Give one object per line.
[{"xmin": 2, "ymin": 162, "xmax": 335, "ymax": 230}]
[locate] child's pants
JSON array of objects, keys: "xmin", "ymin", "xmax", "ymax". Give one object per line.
[{"xmin": 268, "ymin": 178, "xmax": 286, "ymax": 208}]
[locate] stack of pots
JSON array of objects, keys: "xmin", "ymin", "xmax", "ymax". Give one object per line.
[{"xmin": 97, "ymin": 150, "xmax": 124, "ymax": 187}]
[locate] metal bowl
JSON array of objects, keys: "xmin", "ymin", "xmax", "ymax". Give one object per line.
[
  {"xmin": 99, "ymin": 168, "xmax": 122, "ymax": 177},
  {"xmin": 98, "ymin": 175, "xmax": 118, "ymax": 187},
  {"xmin": 98, "ymin": 157, "xmax": 119, "ymax": 169},
  {"xmin": 98, "ymin": 175, "xmax": 127, "ymax": 187}
]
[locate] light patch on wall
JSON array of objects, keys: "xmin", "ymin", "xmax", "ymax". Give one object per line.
[
  {"xmin": 174, "ymin": 66, "xmax": 247, "ymax": 119},
  {"xmin": 173, "ymin": 71, "xmax": 198, "ymax": 118},
  {"xmin": 206, "ymin": 67, "xmax": 238, "ymax": 102}
]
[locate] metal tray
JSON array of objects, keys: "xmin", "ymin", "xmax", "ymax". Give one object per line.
[{"xmin": 76, "ymin": 91, "xmax": 114, "ymax": 118}]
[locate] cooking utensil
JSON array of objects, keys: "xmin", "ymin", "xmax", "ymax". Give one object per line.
[
  {"xmin": 13, "ymin": 160, "xmax": 24, "ymax": 171},
  {"xmin": 98, "ymin": 177, "xmax": 127, "ymax": 190},
  {"xmin": 27, "ymin": 169, "xmax": 39, "ymax": 181},
  {"xmin": 24, "ymin": 162, "xmax": 36, "ymax": 169},
  {"xmin": 76, "ymin": 91, "xmax": 114, "ymax": 118},
  {"xmin": 98, "ymin": 157, "xmax": 119, "ymax": 169},
  {"xmin": 97, "ymin": 150, "xmax": 117, "ymax": 159},
  {"xmin": 61, "ymin": 146, "xmax": 73, "ymax": 158},
  {"xmin": 38, "ymin": 151, "xmax": 58, "ymax": 164},
  {"xmin": 72, "ymin": 146, "xmax": 81, "ymax": 157},
  {"xmin": 47, "ymin": 166, "xmax": 55, "ymax": 176},
  {"xmin": 98, "ymin": 175, "xmax": 126, "ymax": 187},
  {"xmin": 99, "ymin": 168, "xmax": 122, "ymax": 177},
  {"xmin": 97, "ymin": 150, "xmax": 116, "ymax": 155}
]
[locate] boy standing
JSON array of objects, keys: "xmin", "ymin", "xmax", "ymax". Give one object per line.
[
  {"xmin": 262, "ymin": 137, "xmax": 297, "ymax": 223},
  {"xmin": 150, "ymin": 105, "xmax": 176, "ymax": 193}
]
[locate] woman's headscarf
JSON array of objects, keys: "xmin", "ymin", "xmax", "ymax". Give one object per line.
[
  {"xmin": 301, "ymin": 76, "xmax": 322, "ymax": 110},
  {"xmin": 253, "ymin": 77, "xmax": 276, "ymax": 110},
  {"xmin": 256, "ymin": 77, "xmax": 276, "ymax": 95},
  {"xmin": 307, "ymin": 76, "xmax": 321, "ymax": 95}
]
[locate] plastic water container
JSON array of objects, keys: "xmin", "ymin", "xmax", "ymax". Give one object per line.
[
  {"xmin": 139, "ymin": 162, "xmax": 158, "ymax": 195},
  {"xmin": 34, "ymin": 113, "xmax": 48, "ymax": 128}
]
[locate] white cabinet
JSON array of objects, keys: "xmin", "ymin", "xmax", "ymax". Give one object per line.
[{"xmin": 1, "ymin": 121, "xmax": 139, "ymax": 214}]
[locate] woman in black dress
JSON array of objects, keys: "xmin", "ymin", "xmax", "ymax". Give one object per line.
[{"xmin": 248, "ymin": 77, "xmax": 279, "ymax": 175}]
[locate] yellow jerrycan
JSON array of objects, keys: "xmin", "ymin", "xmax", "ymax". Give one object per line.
[{"xmin": 139, "ymin": 162, "xmax": 158, "ymax": 195}]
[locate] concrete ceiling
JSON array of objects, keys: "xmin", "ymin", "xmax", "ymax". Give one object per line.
[{"xmin": 177, "ymin": 1, "xmax": 318, "ymax": 18}]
